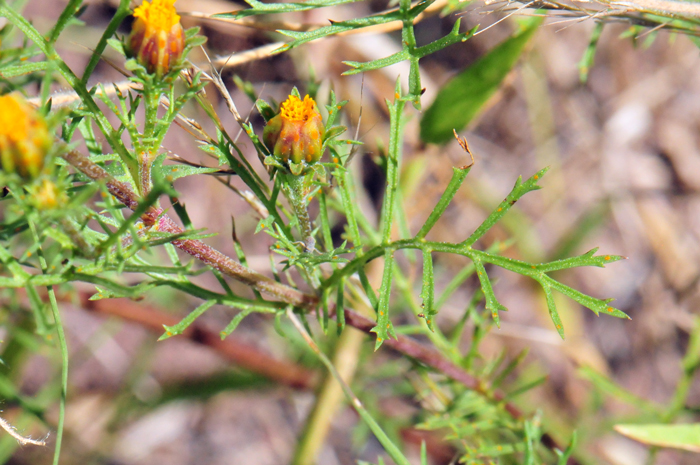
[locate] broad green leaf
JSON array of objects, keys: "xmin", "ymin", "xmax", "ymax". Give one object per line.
[
  {"xmin": 420, "ymin": 19, "xmax": 542, "ymax": 144},
  {"xmin": 614, "ymin": 424, "xmax": 700, "ymax": 452}
]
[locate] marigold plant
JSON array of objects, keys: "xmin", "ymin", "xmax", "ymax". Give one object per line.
[{"xmin": 1, "ymin": 0, "xmax": 698, "ymax": 464}]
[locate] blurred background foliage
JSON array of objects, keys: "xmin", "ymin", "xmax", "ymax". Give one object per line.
[{"xmin": 1, "ymin": 0, "xmax": 700, "ymax": 464}]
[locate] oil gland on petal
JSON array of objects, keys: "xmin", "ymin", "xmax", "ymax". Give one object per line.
[
  {"xmin": 263, "ymin": 94, "xmax": 325, "ymax": 167},
  {"xmin": 128, "ymin": 0, "xmax": 185, "ymax": 77},
  {"xmin": 0, "ymin": 93, "xmax": 52, "ymax": 179}
]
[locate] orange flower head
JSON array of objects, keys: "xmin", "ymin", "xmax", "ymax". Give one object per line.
[
  {"xmin": 128, "ymin": 0, "xmax": 185, "ymax": 77},
  {"xmin": 0, "ymin": 93, "xmax": 52, "ymax": 179},
  {"xmin": 263, "ymin": 94, "xmax": 325, "ymax": 166}
]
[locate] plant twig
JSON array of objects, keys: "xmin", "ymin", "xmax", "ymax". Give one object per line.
[
  {"xmin": 61, "ymin": 148, "xmax": 315, "ymax": 307},
  {"xmin": 78, "ymin": 292, "xmax": 317, "ymax": 389},
  {"xmin": 0, "ymin": 416, "xmax": 47, "ymax": 447}
]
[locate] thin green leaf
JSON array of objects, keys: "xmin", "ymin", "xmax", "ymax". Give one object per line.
[
  {"xmin": 578, "ymin": 366, "xmax": 663, "ymax": 414},
  {"xmin": 536, "ymin": 247, "xmax": 626, "ymax": 273},
  {"xmin": 343, "ymin": 50, "xmax": 410, "ymax": 75},
  {"xmin": 545, "ymin": 276, "xmax": 630, "ymax": 319},
  {"xmin": 473, "ymin": 259, "xmax": 507, "ymax": 327},
  {"xmin": 275, "ymin": 8, "xmax": 403, "ymax": 51},
  {"xmin": 159, "ymin": 300, "xmax": 217, "ymax": 340},
  {"xmin": 371, "ymin": 253, "xmax": 396, "ymax": 350},
  {"xmin": 218, "ymin": 0, "xmax": 361, "ymax": 19},
  {"xmin": 540, "ymin": 283, "xmax": 565, "ymax": 339},
  {"xmin": 462, "ymin": 167, "xmax": 548, "ymax": 247},
  {"xmin": 336, "ymin": 277, "xmax": 346, "ymax": 335},
  {"xmin": 492, "ymin": 349, "xmax": 529, "ymax": 388},
  {"xmin": 578, "ymin": 22, "xmax": 604, "ymax": 83},
  {"xmin": 0, "ymin": 61, "xmax": 49, "ymax": 78},
  {"xmin": 420, "ymin": 250, "xmax": 436, "ymax": 331},
  {"xmin": 506, "ymin": 375, "xmax": 547, "ymax": 399},
  {"xmin": 81, "ymin": 0, "xmax": 130, "ymax": 82},
  {"xmin": 524, "ymin": 414, "xmax": 542, "ymax": 465},
  {"xmin": 415, "ymin": 165, "xmax": 471, "ymax": 240},
  {"xmin": 556, "ymin": 431, "xmax": 578, "ymax": 465},
  {"xmin": 379, "ymin": 81, "xmax": 406, "ymax": 243},
  {"xmin": 220, "ymin": 308, "xmax": 257, "ymax": 339}
]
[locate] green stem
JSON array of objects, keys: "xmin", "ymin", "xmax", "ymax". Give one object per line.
[
  {"xmin": 378, "ymin": 86, "xmax": 406, "ymax": 244},
  {"xmin": 283, "ymin": 173, "xmax": 315, "ymax": 251},
  {"xmin": 48, "ymin": 0, "xmax": 83, "ymax": 44},
  {"xmin": 286, "ymin": 309, "xmax": 411, "ymax": 465},
  {"xmin": 81, "ymin": 0, "xmax": 131, "ymax": 83},
  {"xmin": 47, "ymin": 287, "xmax": 68, "ymax": 465},
  {"xmin": 335, "ymin": 168, "xmax": 378, "ymax": 304},
  {"xmin": 664, "ymin": 317, "xmax": 700, "ymax": 421},
  {"xmin": 143, "ymin": 86, "xmax": 160, "ymax": 140},
  {"xmin": 27, "ymin": 219, "xmax": 67, "ymax": 465},
  {"xmin": 317, "ymin": 192, "xmax": 333, "ymax": 253},
  {"xmin": 291, "ymin": 325, "xmax": 365, "ymax": 465},
  {"xmin": 139, "ymin": 86, "xmax": 162, "ymax": 197},
  {"xmin": 399, "ymin": 0, "xmax": 421, "ymax": 104}
]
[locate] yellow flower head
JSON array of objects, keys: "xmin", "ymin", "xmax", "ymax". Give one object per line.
[
  {"xmin": 0, "ymin": 93, "xmax": 52, "ymax": 179},
  {"xmin": 264, "ymin": 94, "xmax": 325, "ymax": 167},
  {"xmin": 0, "ymin": 94, "xmax": 30, "ymax": 144},
  {"xmin": 280, "ymin": 95, "xmax": 318, "ymax": 122},
  {"xmin": 128, "ymin": 0, "xmax": 185, "ymax": 77},
  {"xmin": 133, "ymin": 0, "xmax": 180, "ymax": 31}
]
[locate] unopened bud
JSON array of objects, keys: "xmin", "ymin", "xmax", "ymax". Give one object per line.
[
  {"xmin": 32, "ymin": 179, "xmax": 65, "ymax": 210},
  {"xmin": 127, "ymin": 0, "xmax": 185, "ymax": 77},
  {"xmin": 263, "ymin": 94, "xmax": 325, "ymax": 166},
  {"xmin": 0, "ymin": 93, "xmax": 52, "ymax": 179}
]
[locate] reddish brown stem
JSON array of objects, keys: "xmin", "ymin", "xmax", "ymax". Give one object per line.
[
  {"xmin": 62, "ymin": 149, "xmax": 315, "ymax": 307},
  {"xmin": 79, "ymin": 293, "xmax": 316, "ymax": 390}
]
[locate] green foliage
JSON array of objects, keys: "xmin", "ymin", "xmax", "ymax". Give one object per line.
[
  {"xmin": 219, "ymin": 0, "xmax": 361, "ymax": 19},
  {"xmin": 3, "ymin": 0, "xmax": 691, "ymax": 464},
  {"xmin": 614, "ymin": 424, "xmax": 700, "ymax": 452}
]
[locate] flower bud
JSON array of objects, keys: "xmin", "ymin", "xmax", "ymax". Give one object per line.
[
  {"xmin": 32, "ymin": 179, "xmax": 65, "ymax": 210},
  {"xmin": 128, "ymin": 0, "xmax": 185, "ymax": 77},
  {"xmin": 0, "ymin": 93, "xmax": 52, "ymax": 179},
  {"xmin": 263, "ymin": 94, "xmax": 325, "ymax": 166}
]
